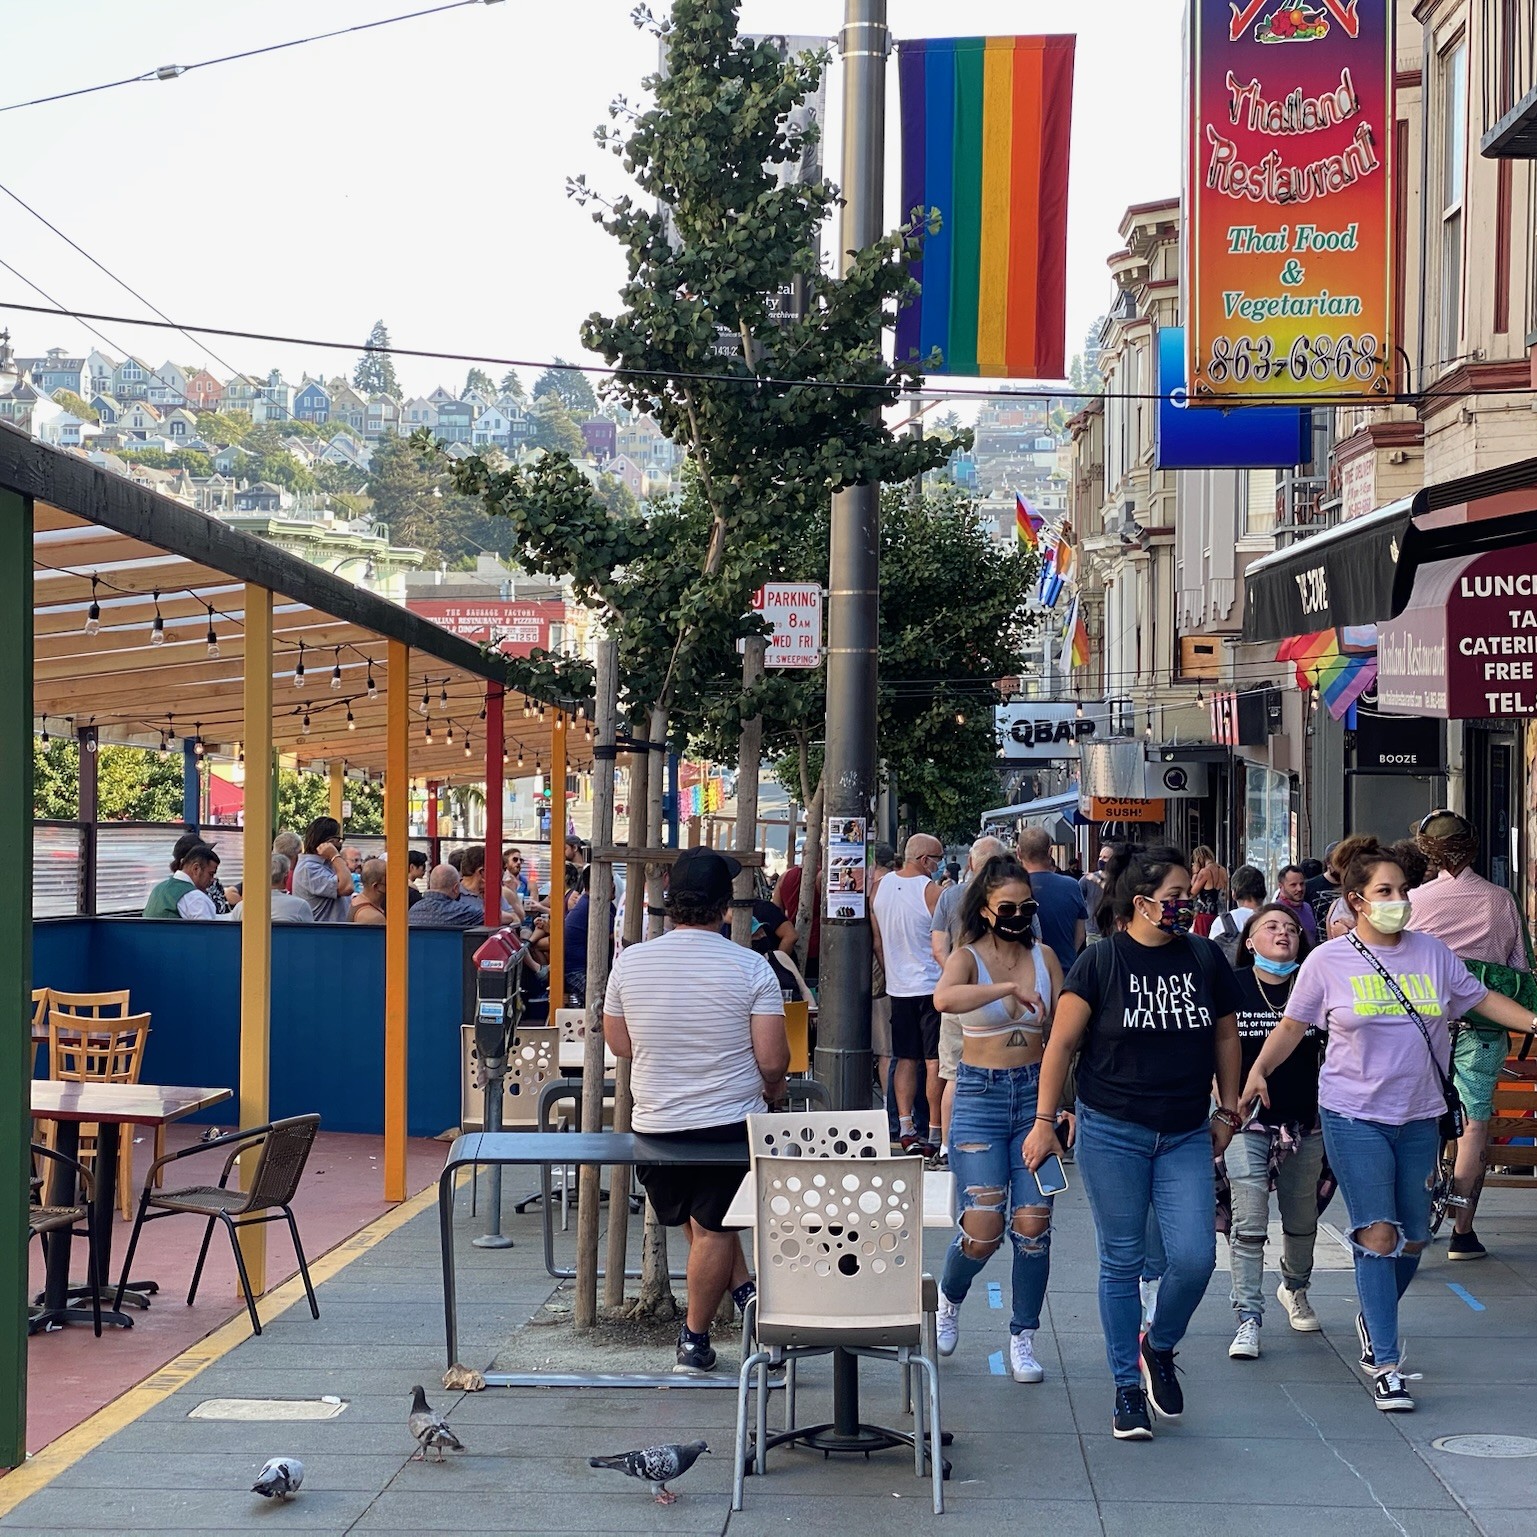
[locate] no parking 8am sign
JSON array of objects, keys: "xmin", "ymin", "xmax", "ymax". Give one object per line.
[{"xmin": 750, "ymin": 582, "xmax": 823, "ymax": 669}]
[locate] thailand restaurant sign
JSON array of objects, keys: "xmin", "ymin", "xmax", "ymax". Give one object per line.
[
  {"xmin": 1185, "ymin": 0, "xmax": 1395, "ymax": 401},
  {"xmin": 1377, "ymin": 545, "xmax": 1537, "ymax": 719}
]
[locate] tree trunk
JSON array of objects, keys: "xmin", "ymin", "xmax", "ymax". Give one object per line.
[
  {"xmin": 573, "ymin": 638, "xmax": 619, "ymax": 1331},
  {"xmin": 601, "ymin": 720, "xmax": 649, "ymax": 1313}
]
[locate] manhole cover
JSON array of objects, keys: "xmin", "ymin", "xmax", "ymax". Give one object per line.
[
  {"xmin": 189, "ymin": 1397, "xmax": 347, "ymax": 1421},
  {"xmin": 1431, "ymin": 1435, "xmax": 1537, "ymax": 1459}
]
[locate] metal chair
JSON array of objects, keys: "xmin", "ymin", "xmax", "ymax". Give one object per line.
[
  {"xmin": 29, "ymin": 1142, "xmax": 101, "ymax": 1337},
  {"xmin": 732, "ymin": 1156, "xmax": 942, "ymax": 1514},
  {"xmin": 114, "ymin": 1114, "xmax": 322, "ymax": 1337}
]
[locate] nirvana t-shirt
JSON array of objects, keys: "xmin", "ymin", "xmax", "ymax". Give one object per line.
[
  {"xmin": 1063, "ymin": 931, "xmax": 1242, "ymax": 1134},
  {"xmin": 1232, "ymin": 968, "xmax": 1325, "ymax": 1129}
]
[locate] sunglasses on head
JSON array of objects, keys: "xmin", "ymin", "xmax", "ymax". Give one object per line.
[{"xmin": 990, "ymin": 899, "xmax": 1038, "ymax": 920}]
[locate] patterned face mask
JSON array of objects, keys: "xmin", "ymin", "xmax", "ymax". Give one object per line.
[{"xmin": 1145, "ymin": 896, "xmax": 1195, "ymax": 935}]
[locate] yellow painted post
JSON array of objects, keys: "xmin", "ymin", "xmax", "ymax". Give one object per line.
[
  {"xmin": 328, "ymin": 759, "xmax": 345, "ymax": 824},
  {"xmin": 238, "ymin": 584, "xmax": 274, "ymax": 1295},
  {"xmin": 548, "ymin": 711, "xmax": 568, "ymax": 995},
  {"xmin": 383, "ymin": 640, "xmax": 410, "ymax": 1202}
]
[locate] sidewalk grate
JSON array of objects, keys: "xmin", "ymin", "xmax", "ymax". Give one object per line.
[
  {"xmin": 187, "ymin": 1397, "xmax": 348, "ymax": 1422},
  {"xmin": 1432, "ymin": 1434, "xmax": 1537, "ymax": 1458}
]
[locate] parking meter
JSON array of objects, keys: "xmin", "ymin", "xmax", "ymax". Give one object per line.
[{"xmin": 470, "ymin": 926, "xmax": 525, "ymax": 1249}]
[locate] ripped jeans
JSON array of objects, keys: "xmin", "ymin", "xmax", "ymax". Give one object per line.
[
  {"xmin": 1320, "ymin": 1109, "xmax": 1437, "ymax": 1367},
  {"xmin": 939, "ymin": 1061, "xmax": 1052, "ymax": 1335}
]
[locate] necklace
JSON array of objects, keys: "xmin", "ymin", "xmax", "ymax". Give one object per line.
[{"xmin": 1253, "ymin": 970, "xmax": 1291, "ymax": 1020}]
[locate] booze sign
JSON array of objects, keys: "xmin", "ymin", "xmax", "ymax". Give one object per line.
[{"xmin": 750, "ymin": 582, "xmax": 823, "ymax": 669}]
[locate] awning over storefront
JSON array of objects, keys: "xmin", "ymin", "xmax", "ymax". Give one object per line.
[
  {"xmin": 1378, "ymin": 541, "xmax": 1537, "ymax": 718},
  {"xmin": 979, "ymin": 790, "xmax": 1081, "ymax": 845},
  {"xmin": 1242, "ymin": 455, "xmax": 1537, "ymax": 644}
]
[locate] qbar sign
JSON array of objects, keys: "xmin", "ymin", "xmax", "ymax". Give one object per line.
[{"xmin": 1185, "ymin": 0, "xmax": 1394, "ymax": 401}]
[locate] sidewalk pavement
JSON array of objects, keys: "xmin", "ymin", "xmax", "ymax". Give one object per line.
[{"xmin": 4, "ymin": 1166, "xmax": 1536, "ymax": 1536}]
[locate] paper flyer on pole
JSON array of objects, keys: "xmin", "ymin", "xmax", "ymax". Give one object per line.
[{"xmin": 824, "ymin": 816, "xmax": 868, "ymax": 919}]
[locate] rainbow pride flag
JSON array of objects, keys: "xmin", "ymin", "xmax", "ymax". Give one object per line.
[
  {"xmin": 1276, "ymin": 627, "xmax": 1378, "ymax": 721},
  {"xmin": 1015, "ymin": 493, "xmax": 1041, "ymax": 551},
  {"xmin": 896, "ymin": 36, "xmax": 1075, "ymax": 380}
]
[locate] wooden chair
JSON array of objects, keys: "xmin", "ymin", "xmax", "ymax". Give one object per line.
[
  {"xmin": 48, "ymin": 1011, "xmax": 152, "ymax": 1219},
  {"xmin": 30, "ymin": 987, "xmax": 50, "ymax": 1031},
  {"xmin": 115, "ymin": 1115, "xmax": 322, "ymax": 1337},
  {"xmin": 47, "ymin": 989, "xmax": 132, "ymax": 1020}
]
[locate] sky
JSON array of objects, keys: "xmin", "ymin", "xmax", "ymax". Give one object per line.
[{"xmin": 0, "ymin": 0, "xmax": 1186, "ymax": 403}]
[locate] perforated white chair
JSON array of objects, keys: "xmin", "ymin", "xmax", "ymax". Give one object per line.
[
  {"xmin": 732, "ymin": 1156, "xmax": 942, "ymax": 1513},
  {"xmin": 746, "ymin": 1110, "xmax": 890, "ymax": 1163}
]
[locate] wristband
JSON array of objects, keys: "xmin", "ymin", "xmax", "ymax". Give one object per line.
[
  {"xmin": 1210, "ymin": 1107, "xmax": 1242, "ymax": 1132},
  {"xmin": 1033, "ymin": 1116, "xmax": 1057, "ymax": 1125}
]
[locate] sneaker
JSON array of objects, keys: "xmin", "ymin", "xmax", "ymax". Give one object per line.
[
  {"xmin": 1276, "ymin": 1283, "xmax": 1320, "ymax": 1332},
  {"xmin": 1138, "ymin": 1277, "xmax": 1160, "ymax": 1331},
  {"xmin": 1371, "ymin": 1364, "xmax": 1421, "ymax": 1412},
  {"xmin": 674, "ymin": 1332, "xmax": 717, "ymax": 1374},
  {"xmin": 1112, "ymin": 1384, "xmax": 1154, "ymax": 1440},
  {"xmin": 898, "ymin": 1130, "xmax": 924, "ymax": 1154},
  {"xmin": 1009, "ymin": 1329, "xmax": 1044, "ymax": 1383},
  {"xmin": 1138, "ymin": 1335, "xmax": 1184, "ymax": 1420},
  {"xmin": 926, "ymin": 1148, "xmax": 949, "ymax": 1171},
  {"xmin": 1355, "ymin": 1312, "xmax": 1376, "ymax": 1372},
  {"xmin": 935, "ymin": 1293, "xmax": 960, "ymax": 1357},
  {"xmin": 1448, "ymin": 1230, "xmax": 1487, "ymax": 1261},
  {"xmin": 1228, "ymin": 1319, "xmax": 1261, "ymax": 1360}
]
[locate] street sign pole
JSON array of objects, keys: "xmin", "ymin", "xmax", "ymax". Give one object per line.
[{"xmin": 815, "ymin": 0, "xmax": 886, "ymax": 1117}]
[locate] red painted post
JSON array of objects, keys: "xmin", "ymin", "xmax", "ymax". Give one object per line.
[
  {"xmin": 483, "ymin": 683, "xmax": 505, "ymax": 927},
  {"xmin": 426, "ymin": 778, "xmax": 440, "ymax": 867}
]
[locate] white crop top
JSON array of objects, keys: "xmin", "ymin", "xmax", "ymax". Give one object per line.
[{"xmin": 955, "ymin": 943, "xmax": 1052, "ymax": 1039}]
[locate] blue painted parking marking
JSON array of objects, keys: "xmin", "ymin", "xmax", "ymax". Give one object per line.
[
  {"xmin": 1447, "ymin": 1282, "xmax": 1485, "ymax": 1312},
  {"xmin": 988, "ymin": 1350, "xmax": 1005, "ymax": 1375},
  {"xmin": 987, "ymin": 1282, "xmax": 1003, "ymax": 1309}
]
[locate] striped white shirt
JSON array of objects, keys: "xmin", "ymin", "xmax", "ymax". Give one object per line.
[{"xmin": 603, "ymin": 926, "xmax": 784, "ymax": 1133}]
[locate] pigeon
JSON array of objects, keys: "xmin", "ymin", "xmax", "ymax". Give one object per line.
[
  {"xmin": 251, "ymin": 1456, "xmax": 304, "ymax": 1500},
  {"xmin": 408, "ymin": 1384, "xmax": 465, "ymax": 1462},
  {"xmin": 588, "ymin": 1440, "xmax": 710, "ymax": 1504}
]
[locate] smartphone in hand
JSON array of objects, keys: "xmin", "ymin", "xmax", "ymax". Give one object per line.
[{"xmin": 1031, "ymin": 1154, "xmax": 1069, "ymax": 1198}]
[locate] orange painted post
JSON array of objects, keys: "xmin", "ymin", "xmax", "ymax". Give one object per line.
[
  {"xmin": 548, "ymin": 711, "xmax": 568, "ymax": 995},
  {"xmin": 483, "ymin": 683, "xmax": 504, "ymax": 927},
  {"xmin": 383, "ymin": 640, "xmax": 410, "ymax": 1202}
]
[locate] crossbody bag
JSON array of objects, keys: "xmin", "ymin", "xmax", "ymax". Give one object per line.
[{"xmin": 1347, "ymin": 933, "xmax": 1465, "ymax": 1141}]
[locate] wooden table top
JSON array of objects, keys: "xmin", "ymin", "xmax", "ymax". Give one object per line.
[{"xmin": 30, "ymin": 1081, "xmax": 233, "ymax": 1127}]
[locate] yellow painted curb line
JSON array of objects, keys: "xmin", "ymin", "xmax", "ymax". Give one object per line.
[{"xmin": 0, "ymin": 1175, "xmax": 444, "ymax": 1518}]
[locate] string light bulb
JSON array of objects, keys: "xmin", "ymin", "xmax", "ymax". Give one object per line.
[
  {"xmin": 39, "ymin": 714, "xmax": 49, "ymax": 747},
  {"xmin": 1074, "ymin": 689, "xmax": 1084, "ymax": 721},
  {"xmin": 516, "ymin": 746, "xmax": 525, "ymax": 768},
  {"xmin": 954, "ymin": 710, "xmax": 966, "ymax": 725},
  {"xmin": 446, "ymin": 722, "xmax": 455, "ymax": 747},
  {"xmin": 205, "ymin": 605, "xmax": 220, "ymax": 658},
  {"xmin": 330, "ymin": 648, "xmax": 343, "ymax": 691},
  {"xmin": 346, "ymin": 705, "xmax": 356, "ymax": 731},
  {"xmin": 425, "ymin": 720, "xmax": 434, "ymax": 744},
  {"xmin": 464, "ymin": 734, "xmax": 472, "ymax": 759},
  {"xmin": 502, "ymin": 742, "xmax": 509, "ymax": 765},
  {"xmin": 439, "ymin": 684, "xmax": 449, "ymax": 714},
  {"xmin": 193, "ymin": 723, "xmax": 205, "ymax": 758},
  {"xmin": 150, "ymin": 590, "xmax": 165, "ymax": 646},
  {"xmin": 419, "ymin": 683, "xmax": 430, "ymax": 716},
  {"xmin": 84, "ymin": 577, "xmax": 101, "ymax": 636},
  {"xmin": 293, "ymin": 641, "xmax": 306, "ymax": 688},
  {"xmin": 301, "ymin": 711, "xmax": 311, "ymax": 737},
  {"xmin": 522, "ymin": 696, "xmax": 531, "ymax": 719},
  {"xmin": 366, "ymin": 662, "xmax": 378, "ymax": 701},
  {"xmin": 237, "ymin": 742, "xmax": 245, "ymax": 764}
]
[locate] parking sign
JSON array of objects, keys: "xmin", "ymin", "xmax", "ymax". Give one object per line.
[{"xmin": 751, "ymin": 582, "xmax": 823, "ymax": 669}]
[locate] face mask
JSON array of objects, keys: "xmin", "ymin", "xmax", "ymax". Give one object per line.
[
  {"xmin": 351, "ymin": 872, "xmax": 363, "ymax": 895},
  {"xmin": 1362, "ymin": 898, "xmax": 1411, "ymax": 934},
  {"xmin": 1144, "ymin": 896, "xmax": 1195, "ymax": 935},
  {"xmin": 1254, "ymin": 956, "xmax": 1299, "ymax": 979},
  {"xmin": 990, "ymin": 912, "xmax": 1035, "ymax": 943}
]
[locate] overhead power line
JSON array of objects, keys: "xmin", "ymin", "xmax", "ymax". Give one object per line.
[
  {"xmin": 0, "ymin": 1, "xmax": 501, "ymax": 116},
  {"xmin": 3, "ymin": 297, "xmax": 1529, "ymax": 408}
]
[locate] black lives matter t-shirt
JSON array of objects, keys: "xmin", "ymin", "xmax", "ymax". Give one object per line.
[
  {"xmin": 1063, "ymin": 931, "xmax": 1241, "ymax": 1134},
  {"xmin": 1231, "ymin": 968, "xmax": 1326, "ymax": 1130}
]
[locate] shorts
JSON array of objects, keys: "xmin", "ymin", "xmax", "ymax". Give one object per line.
[
  {"xmin": 889, "ymin": 993, "xmax": 941, "ymax": 1062},
  {"xmin": 634, "ymin": 1121, "xmax": 749, "ymax": 1233},
  {"xmin": 871, "ymin": 993, "xmax": 893, "ymax": 1058},
  {"xmin": 1453, "ymin": 1025, "xmax": 1509, "ymax": 1123},
  {"xmin": 937, "ymin": 1014, "xmax": 963, "ymax": 1080}
]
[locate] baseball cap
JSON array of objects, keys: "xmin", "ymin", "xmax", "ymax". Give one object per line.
[{"xmin": 669, "ymin": 848, "xmax": 741, "ymax": 906}]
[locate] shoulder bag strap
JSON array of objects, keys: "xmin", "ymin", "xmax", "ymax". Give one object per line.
[{"xmin": 1346, "ymin": 932, "xmax": 1455, "ymax": 1095}]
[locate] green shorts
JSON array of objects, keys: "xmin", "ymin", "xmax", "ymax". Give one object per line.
[{"xmin": 1452, "ymin": 1026, "xmax": 1509, "ymax": 1123}]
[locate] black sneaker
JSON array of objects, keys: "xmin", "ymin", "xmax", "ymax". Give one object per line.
[
  {"xmin": 674, "ymin": 1332, "xmax": 717, "ymax": 1374},
  {"xmin": 1112, "ymin": 1384, "xmax": 1153, "ymax": 1440},
  {"xmin": 926, "ymin": 1148, "xmax": 949, "ymax": 1171},
  {"xmin": 1138, "ymin": 1335, "xmax": 1183, "ymax": 1420},
  {"xmin": 1355, "ymin": 1312, "xmax": 1376, "ymax": 1372},
  {"xmin": 1372, "ymin": 1366, "xmax": 1419, "ymax": 1412},
  {"xmin": 1447, "ymin": 1230, "xmax": 1487, "ymax": 1261}
]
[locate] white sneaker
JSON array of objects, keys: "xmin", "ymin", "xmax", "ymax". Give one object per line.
[
  {"xmin": 1009, "ymin": 1329, "xmax": 1044, "ymax": 1383},
  {"xmin": 1276, "ymin": 1282, "xmax": 1320, "ymax": 1332},
  {"xmin": 1228, "ymin": 1319, "xmax": 1261, "ymax": 1359},
  {"xmin": 935, "ymin": 1294, "xmax": 960, "ymax": 1357},
  {"xmin": 1139, "ymin": 1277, "xmax": 1160, "ymax": 1330}
]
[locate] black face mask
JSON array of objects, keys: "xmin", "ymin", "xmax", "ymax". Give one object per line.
[{"xmin": 988, "ymin": 900, "xmax": 1037, "ymax": 943}]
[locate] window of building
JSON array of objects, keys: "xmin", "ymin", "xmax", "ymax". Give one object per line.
[{"xmin": 1438, "ymin": 38, "xmax": 1468, "ymax": 365}]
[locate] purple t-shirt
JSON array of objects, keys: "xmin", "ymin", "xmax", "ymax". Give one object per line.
[{"xmin": 1285, "ymin": 930, "xmax": 1486, "ymax": 1126}]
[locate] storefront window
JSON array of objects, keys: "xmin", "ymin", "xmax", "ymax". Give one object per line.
[{"xmin": 1243, "ymin": 765, "xmax": 1292, "ymax": 882}]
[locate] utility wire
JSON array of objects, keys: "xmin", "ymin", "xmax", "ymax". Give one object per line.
[
  {"xmin": 4, "ymin": 296, "xmax": 1523, "ymax": 408},
  {"xmin": 0, "ymin": 1, "xmax": 496, "ymax": 116}
]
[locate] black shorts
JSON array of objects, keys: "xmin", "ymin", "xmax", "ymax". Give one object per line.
[
  {"xmin": 635, "ymin": 1121, "xmax": 749, "ymax": 1233},
  {"xmin": 889, "ymin": 994, "xmax": 941, "ymax": 1061}
]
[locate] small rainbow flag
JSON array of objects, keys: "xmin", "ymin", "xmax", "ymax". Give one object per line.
[
  {"xmin": 1276, "ymin": 627, "xmax": 1378, "ymax": 720},
  {"xmin": 1066, "ymin": 595, "xmax": 1090, "ymax": 668},
  {"xmin": 896, "ymin": 36, "xmax": 1075, "ymax": 379},
  {"xmin": 1015, "ymin": 493, "xmax": 1041, "ymax": 551}
]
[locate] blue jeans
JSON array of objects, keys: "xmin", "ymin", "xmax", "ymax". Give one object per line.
[
  {"xmin": 939, "ymin": 1062, "xmax": 1053, "ymax": 1334},
  {"xmin": 1320, "ymin": 1109, "xmax": 1437, "ymax": 1367},
  {"xmin": 1076, "ymin": 1101, "xmax": 1217, "ymax": 1386}
]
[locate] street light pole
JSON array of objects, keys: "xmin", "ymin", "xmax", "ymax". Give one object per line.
[{"xmin": 814, "ymin": 0, "xmax": 887, "ymax": 1116}]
